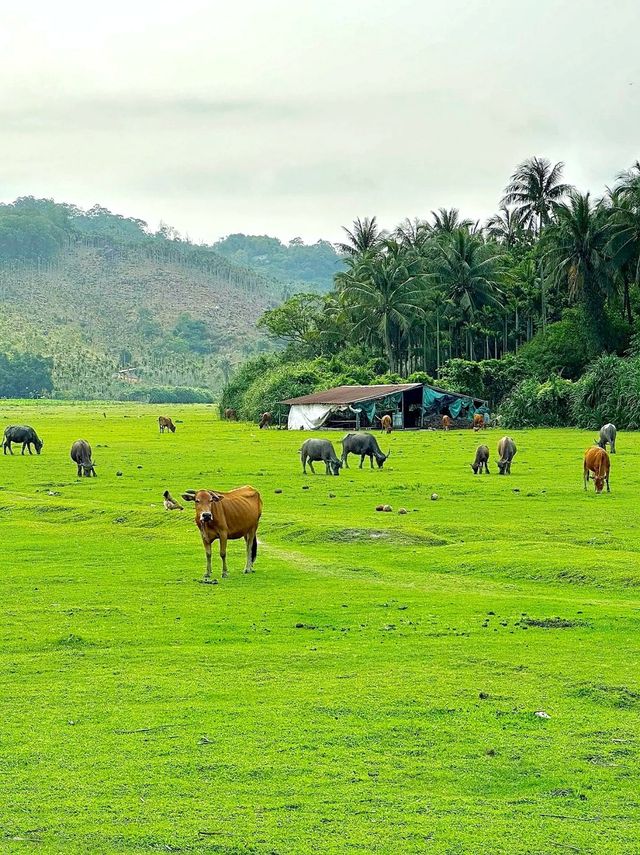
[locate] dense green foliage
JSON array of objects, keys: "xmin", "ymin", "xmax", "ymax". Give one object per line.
[
  {"xmin": 212, "ymin": 234, "xmax": 342, "ymax": 292},
  {"xmin": 0, "ymin": 351, "xmax": 53, "ymax": 398},
  {"xmin": 2, "ymin": 402, "xmax": 640, "ymax": 853},
  {"xmin": 240, "ymin": 156, "xmax": 640, "ymax": 427}
]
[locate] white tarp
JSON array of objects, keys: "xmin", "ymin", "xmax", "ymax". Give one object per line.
[{"xmin": 287, "ymin": 404, "xmax": 335, "ymax": 430}]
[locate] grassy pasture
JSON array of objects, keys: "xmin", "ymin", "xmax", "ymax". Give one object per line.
[{"xmin": 1, "ymin": 401, "xmax": 639, "ymax": 854}]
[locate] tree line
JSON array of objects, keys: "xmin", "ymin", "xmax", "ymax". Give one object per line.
[{"xmin": 259, "ymin": 156, "xmax": 640, "ymax": 381}]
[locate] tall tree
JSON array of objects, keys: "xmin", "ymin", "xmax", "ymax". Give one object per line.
[
  {"xmin": 485, "ymin": 207, "xmax": 528, "ymax": 247},
  {"xmin": 432, "ymin": 230, "xmax": 504, "ymax": 359},
  {"xmin": 501, "ymin": 157, "xmax": 572, "ymax": 234},
  {"xmin": 337, "ymin": 217, "xmax": 383, "ymax": 256},
  {"xmin": 542, "ymin": 192, "xmax": 612, "ymax": 347}
]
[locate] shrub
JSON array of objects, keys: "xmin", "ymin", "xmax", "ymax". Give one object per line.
[
  {"xmin": 518, "ymin": 310, "xmax": 593, "ymax": 380},
  {"xmin": 500, "ymin": 375, "xmax": 575, "ymax": 428},
  {"xmin": 479, "ymin": 356, "xmax": 530, "ymax": 408},
  {"xmin": 572, "ymin": 354, "xmax": 640, "ymax": 430},
  {"xmin": 220, "ymin": 354, "xmax": 279, "ymax": 414},
  {"xmin": 438, "ymin": 359, "xmax": 484, "ymax": 399},
  {"xmin": 240, "ymin": 363, "xmax": 322, "ymax": 421}
]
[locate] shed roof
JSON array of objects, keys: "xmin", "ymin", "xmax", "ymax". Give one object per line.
[{"xmin": 279, "ymin": 384, "xmax": 422, "ymax": 406}]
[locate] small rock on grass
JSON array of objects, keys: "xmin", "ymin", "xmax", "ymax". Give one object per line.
[
  {"xmin": 274, "ymin": 489, "xmax": 283, "ymax": 494},
  {"xmin": 431, "ymin": 493, "xmax": 439, "ymax": 501},
  {"xmin": 398, "ymin": 508, "xmax": 408, "ymax": 514}
]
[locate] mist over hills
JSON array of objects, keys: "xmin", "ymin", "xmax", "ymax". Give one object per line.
[{"xmin": 0, "ymin": 197, "xmax": 342, "ymax": 399}]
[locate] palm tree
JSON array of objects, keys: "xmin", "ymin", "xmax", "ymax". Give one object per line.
[
  {"xmin": 542, "ymin": 192, "xmax": 612, "ymax": 346},
  {"xmin": 337, "ymin": 216, "xmax": 383, "ymax": 256},
  {"xmin": 485, "ymin": 207, "xmax": 528, "ymax": 247},
  {"xmin": 430, "ymin": 208, "xmax": 473, "ymax": 235},
  {"xmin": 432, "ymin": 230, "xmax": 504, "ymax": 359},
  {"xmin": 607, "ymin": 168, "xmax": 640, "ymax": 323},
  {"xmin": 501, "ymin": 157, "xmax": 572, "ymax": 234},
  {"xmin": 395, "ymin": 217, "xmax": 431, "ymax": 250},
  {"xmin": 335, "ymin": 241, "xmax": 427, "ymax": 372}
]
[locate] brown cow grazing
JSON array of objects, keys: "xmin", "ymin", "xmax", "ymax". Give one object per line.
[
  {"xmin": 583, "ymin": 447, "xmax": 610, "ymax": 494},
  {"xmin": 224, "ymin": 408, "xmax": 237, "ymax": 421},
  {"xmin": 159, "ymin": 416, "xmax": 176, "ymax": 434},
  {"xmin": 259, "ymin": 412, "xmax": 272, "ymax": 429},
  {"xmin": 380, "ymin": 414, "xmax": 392, "ymax": 434},
  {"xmin": 473, "ymin": 413, "xmax": 484, "ymax": 431},
  {"xmin": 182, "ymin": 485, "xmax": 263, "ymax": 580},
  {"xmin": 70, "ymin": 440, "xmax": 96, "ymax": 477},
  {"xmin": 497, "ymin": 436, "xmax": 517, "ymax": 474},
  {"xmin": 471, "ymin": 444, "xmax": 490, "ymax": 474},
  {"xmin": 442, "ymin": 415, "xmax": 452, "ymax": 431}
]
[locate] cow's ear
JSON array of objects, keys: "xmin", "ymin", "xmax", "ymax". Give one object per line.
[
  {"xmin": 182, "ymin": 493, "xmax": 196, "ymax": 502},
  {"xmin": 208, "ymin": 492, "xmax": 222, "ymax": 502}
]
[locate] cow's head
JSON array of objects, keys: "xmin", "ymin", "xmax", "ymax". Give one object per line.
[
  {"xmin": 82, "ymin": 461, "xmax": 95, "ymax": 476},
  {"xmin": 330, "ymin": 459, "xmax": 343, "ymax": 476},
  {"xmin": 375, "ymin": 450, "xmax": 390, "ymax": 469},
  {"xmin": 594, "ymin": 437, "xmax": 604, "ymax": 448},
  {"xmin": 497, "ymin": 459, "xmax": 507, "ymax": 475},
  {"xmin": 182, "ymin": 489, "xmax": 222, "ymax": 524},
  {"xmin": 593, "ymin": 474, "xmax": 605, "ymax": 494},
  {"xmin": 34, "ymin": 437, "xmax": 43, "ymax": 454},
  {"xmin": 470, "ymin": 462, "xmax": 480, "ymax": 475}
]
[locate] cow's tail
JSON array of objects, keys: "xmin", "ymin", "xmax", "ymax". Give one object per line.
[{"xmin": 252, "ymin": 535, "xmax": 258, "ymax": 562}]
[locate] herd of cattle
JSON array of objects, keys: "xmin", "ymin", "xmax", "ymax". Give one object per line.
[{"xmin": 1, "ymin": 415, "xmax": 618, "ymax": 581}]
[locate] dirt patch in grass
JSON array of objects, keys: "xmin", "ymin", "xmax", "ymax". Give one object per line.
[
  {"xmin": 326, "ymin": 528, "xmax": 448, "ymax": 547},
  {"xmin": 518, "ymin": 617, "xmax": 589, "ymax": 629}
]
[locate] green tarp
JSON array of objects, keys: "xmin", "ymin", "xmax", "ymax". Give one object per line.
[
  {"xmin": 421, "ymin": 386, "xmax": 478, "ymax": 420},
  {"xmin": 352, "ymin": 392, "xmax": 402, "ymax": 424}
]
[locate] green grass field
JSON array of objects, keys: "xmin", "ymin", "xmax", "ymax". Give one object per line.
[{"xmin": 1, "ymin": 402, "xmax": 639, "ymax": 854}]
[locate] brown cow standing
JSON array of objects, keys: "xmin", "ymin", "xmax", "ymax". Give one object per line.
[
  {"xmin": 224, "ymin": 408, "xmax": 237, "ymax": 421},
  {"xmin": 159, "ymin": 416, "xmax": 176, "ymax": 434},
  {"xmin": 473, "ymin": 413, "xmax": 484, "ymax": 431},
  {"xmin": 259, "ymin": 412, "xmax": 272, "ymax": 429},
  {"xmin": 442, "ymin": 415, "xmax": 452, "ymax": 431},
  {"xmin": 182, "ymin": 485, "xmax": 263, "ymax": 580},
  {"xmin": 380, "ymin": 414, "xmax": 392, "ymax": 434},
  {"xmin": 583, "ymin": 447, "xmax": 610, "ymax": 494}
]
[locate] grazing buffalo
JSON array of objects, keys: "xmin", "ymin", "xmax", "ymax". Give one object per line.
[
  {"xmin": 70, "ymin": 440, "xmax": 96, "ymax": 477},
  {"xmin": 497, "ymin": 436, "xmax": 517, "ymax": 475},
  {"xmin": 596, "ymin": 423, "xmax": 616, "ymax": 454},
  {"xmin": 442, "ymin": 415, "xmax": 452, "ymax": 431},
  {"xmin": 473, "ymin": 413, "xmax": 484, "ymax": 431},
  {"xmin": 380, "ymin": 414, "xmax": 392, "ymax": 434},
  {"xmin": 224, "ymin": 408, "xmax": 237, "ymax": 421},
  {"xmin": 3, "ymin": 425, "xmax": 43, "ymax": 455},
  {"xmin": 158, "ymin": 416, "xmax": 176, "ymax": 434},
  {"xmin": 471, "ymin": 444, "xmax": 490, "ymax": 475},
  {"xmin": 584, "ymin": 447, "xmax": 610, "ymax": 494},
  {"xmin": 182, "ymin": 485, "xmax": 263, "ymax": 580},
  {"xmin": 341, "ymin": 433, "xmax": 390, "ymax": 469},
  {"xmin": 259, "ymin": 412, "xmax": 273, "ymax": 429},
  {"xmin": 300, "ymin": 439, "xmax": 342, "ymax": 475}
]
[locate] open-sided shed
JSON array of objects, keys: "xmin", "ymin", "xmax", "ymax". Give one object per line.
[{"xmin": 279, "ymin": 383, "xmax": 487, "ymax": 430}]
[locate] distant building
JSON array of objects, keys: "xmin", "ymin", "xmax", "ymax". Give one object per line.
[{"xmin": 279, "ymin": 383, "xmax": 487, "ymax": 430}]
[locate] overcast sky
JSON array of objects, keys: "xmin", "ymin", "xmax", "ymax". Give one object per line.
[{"xmin": 1, "ymin": 0, "xmax": 638, "ymax": 243}]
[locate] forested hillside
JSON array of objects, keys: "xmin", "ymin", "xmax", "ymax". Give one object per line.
[{"xmin": 0, "ymin": 198, "xmax": 337, "ymax": 399}]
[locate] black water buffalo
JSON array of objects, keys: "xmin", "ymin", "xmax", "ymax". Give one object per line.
[
  {"xmin": 300, "ymin": 438, "xmax": 343, "ymax": 475},
  {"xmin": 497, "ymin": 436, "xmax": 517, "ymax": 475},
  {"xmin": 471, "ymin": 444, "xmax": 490, "ymax": 474},
  {"xmin": 70, "ymin": 439, "xmax": 96, "ymax": 477},
  {"xmin": 596, "ymin": 423, "xmax": 617, "ymax": 454},
  {"xmin": 3, "ymin": 425, "xmax": 43, "ymax": 455},
  {"xmin": 341, "ymin": 433, "xmax": 390, "ymax": 469}
]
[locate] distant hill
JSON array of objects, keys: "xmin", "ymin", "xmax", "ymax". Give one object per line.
[
  {"xmin": 0, "ymin": 198, "xmax": 343, "ymax": 398},
  {"xmin": 212, "ymin": 234, "xmax": 342, "ymax": 292}
]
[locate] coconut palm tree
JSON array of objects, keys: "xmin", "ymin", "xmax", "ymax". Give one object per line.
[
  {"xmin": 337, "ymin": 216, "xmax": 383, "ymax": 256},
  {"xmin": 430, "ymin": 207, "xmax": 473, "ymax": 235},
  {"xmin": 432, "ymin": 230, "xmax": 504, "ymax": 359},
  {"xmin": 607, "ymin": 169, "xmax": 640, "ymax": 323},
  {"xmin": 542, "ymin": 192, "xmax": 612, "ymax": 345},
  {"xmin": 485, "ymin": 207, "xmax": 528, "ymax": 247},
  {"xmin": 335, "ymin": 241, "xmax": 427, "ymax": 372},
  {"xmin": 501, "ymin": 157, "xmax": 572, "ymax": 234}
]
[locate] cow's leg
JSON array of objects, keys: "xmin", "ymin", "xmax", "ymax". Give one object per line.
[
  {"xmin": 308, "ymin": 460, "xmax": 316, "ymax": 474},
  {"xmin": 77, "ymin": 464, "xmax": 82, "ymax": 477},
  {"xmin": 369, "ymin": 454, "xmax": 374, "ymax": 469},
  {"xmin": 342, "ymin": 453, "xmax": 349, "ymax": 469},
  {"xmin": 484, "ymin": 462, "xmax": 490, "ymax": 474},
  {"xmin": 325, "ymin": 460, "xmax": 331, "ymax": 475},
  {"xmin": 202, "ymin": 539, "xmax": 212, "ymax": 579},
  {"xmin": 611, "ymin": 439, "xmax": 616, "ymax": 454},
  {"xmin": 244, "ymin": 528, "xmax": 257, "ymax": 572},
  {"xmin": 606, "ymin": 472, "xmax": 610, "ymax": 492},
  {"xmin": 219, "ymin": 533, "xmax": 229, "ymax": 578},
  {"xmin": 302, "ymin": 455, "xmax": 307, "ymax": 474},
  {"xmin": 584, "ymin": 467, "xmax": 589, "ymax": 491}
]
